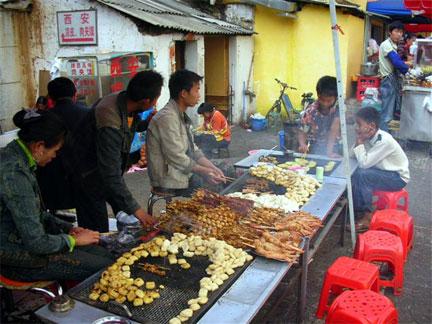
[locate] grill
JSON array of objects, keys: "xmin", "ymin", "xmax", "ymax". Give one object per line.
[
  {"xmin": 68, "ymin": 252, "xmax": 252, "ymax": 323},
  {"xmin": 267, "ymin": 154, "xmax": 341, "ymax": 176}
]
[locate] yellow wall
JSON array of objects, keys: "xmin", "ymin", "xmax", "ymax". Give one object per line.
[
  {"xmin": 345, "ymin": 14, "xmax": 365, "ymax": 97},
  {"xmin": 253, "ymin": 6, "xmax": 294, "ymax": 115},
  {"xmin": 254, "ymin": 5, "xmax": 364, "ymax": 115}
]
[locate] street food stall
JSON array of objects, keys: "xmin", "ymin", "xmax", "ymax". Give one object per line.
[
  {"xmin": 400, "ymin": 39, "xmax": 432, "ymax": 143},
  {"xmin": 36, "ymin": 150, "xmax": 352, "ymax": 324}
]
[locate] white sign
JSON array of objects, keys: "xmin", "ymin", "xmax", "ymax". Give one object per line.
[
  {"xmin": 57, "ymin": 10, "xmax": 97, "ymax": 45},
  {"xmin": 66, "ymin": 59, "xmax": 95, "ymax": 77}
]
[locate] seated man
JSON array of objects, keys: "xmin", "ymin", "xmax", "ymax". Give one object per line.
[
  {"xmin": 351, "ymin": 107, "xmax": 409, "ymax": 230},
  {"xmin": 194, "ymin": 102, "xmax": 231, "ymax": 157},
  {"xmin": 146, "ymin": 70, "xmax": 226, "ymax": 197},
  {"xmin": 298, "ymin": 76, "xmax": 341, "ymax": 158}
]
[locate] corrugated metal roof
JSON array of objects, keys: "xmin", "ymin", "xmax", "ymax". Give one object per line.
[{"xmin": 95, "ymin": 0, "xmax": 254, "ymax": 35}]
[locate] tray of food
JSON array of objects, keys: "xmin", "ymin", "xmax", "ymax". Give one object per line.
[
  {"xmin": 68, "ymin": 234, "xmax": 253, "ymax": 324},
  {"xmin": 159, "ymin": 189, "xmax": 322, "ymax": 264},
  {"xmin": 258, "ymin": 154, "xmax": 340, "ymax": 176}
]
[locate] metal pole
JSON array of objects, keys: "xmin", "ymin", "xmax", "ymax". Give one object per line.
[{"xmin": 328, "ymin": 0, "xmax": 357, "ymax": 247}]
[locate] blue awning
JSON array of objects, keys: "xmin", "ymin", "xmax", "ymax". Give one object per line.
[{"xmin": 366, "ymin": 0, "xmax": 412, "ymax": 16}]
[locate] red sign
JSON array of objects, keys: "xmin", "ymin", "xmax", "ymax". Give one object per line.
[{"xmin": 57, "ymin": 10, "xmax": 97, "ymax": 45}]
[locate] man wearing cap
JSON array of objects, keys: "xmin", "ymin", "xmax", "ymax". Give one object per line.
[{"xmin": 195, "ymin": 103, "xmax": 231, "ymax": 157}]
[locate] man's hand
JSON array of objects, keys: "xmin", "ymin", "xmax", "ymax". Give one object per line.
[
  {"xmin": 298, "ymin": 143, "xmax": 309, "ymax": 153},
  {"xmin": 135, "ymin": 208, "xmax": 156, "ymax": 228},
  {"xmin": 205, "ymin": 169, "xmax": 226, "ymax": 185},
  {"xmin": 69, "ymin": 227, "xmax": 86, "ymax": 235},
  {"xmin": 72, "ymin": 229, "xmax": 100, "ymax": 246}
]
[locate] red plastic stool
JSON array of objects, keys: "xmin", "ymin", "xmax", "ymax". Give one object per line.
[
  {"xmin": 373, "ymin": 189, "xmax": 409, "ymax": 211},
  {"xmin": 354, "ymin": 230, "xmax": 405, "ymax": 295},
  {"xmin": 326, "ymin": 289, "xmax": 398, "ymax": 324},
  {"xmin": 370, "ymin": 209, "xmax": 414, "ymax": 260},
  {"xmin": 316, "ymin": 256, "xmax": 380, "ymax": 319}
]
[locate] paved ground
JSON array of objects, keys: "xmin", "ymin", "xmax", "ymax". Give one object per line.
[{"xmin": 122, "ymin": 123, "xmax": 432, "ymax": 323}]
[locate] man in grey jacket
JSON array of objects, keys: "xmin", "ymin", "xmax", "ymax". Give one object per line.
[{"xmin": 147, "ymin": 70, "xmax": 225, "ymax": 196}]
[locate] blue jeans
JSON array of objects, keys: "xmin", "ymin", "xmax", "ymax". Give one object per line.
[
  {"xmin": 352, "ymin": 167, "xmax": 406, "ymax": 215},
  {"xmin": 379, "ymin": 74, "xmax": 398, "ymax": 131}
]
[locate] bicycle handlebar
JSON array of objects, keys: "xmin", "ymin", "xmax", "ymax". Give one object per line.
[{"xmin": 274, "ymin": 78, "xmax": 297, "ymax": 90}]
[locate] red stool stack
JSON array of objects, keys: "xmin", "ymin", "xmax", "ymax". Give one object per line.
[
  {"xmin": 326, "ymin": 289, "xmax": 398, "ymax": 324},
  {"xmin": 370, "ymin": 209, "xmax": 414, "ymax": 260},
  {"xmin": 354, "ymin": 230, "xmax": 405, "ymax": 295},
  {"xmin": 373, "ymin": 189, "xmax": 409, "ymax": 211},
  {"xmin": 316, "ymin": 256, "xmax": 380, "ymax": 319}
]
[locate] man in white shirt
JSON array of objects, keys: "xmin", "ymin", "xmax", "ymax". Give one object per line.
[{"xmin": 351, "ymin": 107, "xmax": 409, "ymax": 229}]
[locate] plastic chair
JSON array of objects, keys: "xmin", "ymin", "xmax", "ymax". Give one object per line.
[
  {"xmin": 373, "ymin": 189, "xmax": 409, "ymax": 212},
  {"xmin": 354, "ymin": 230, "xmax": 405, "ymax": 296},
  {"xmin": 326, "ymin": 289, "xmax": 398, "ymax": 324},
  {"xmin": 316, "ymin": 256, "xmax": 380, "ymax": 319},
  {"xmin": 369, "ymin": 209, "xmax": 414, "ymax": 261}
]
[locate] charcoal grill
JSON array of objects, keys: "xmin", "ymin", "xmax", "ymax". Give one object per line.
[{"xmin": 68, "ymin": 251, "xmax": 252, "ymax": 324}]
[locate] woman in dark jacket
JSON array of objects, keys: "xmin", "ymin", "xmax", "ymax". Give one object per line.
[{"xmin": 0, "ymin": 109, "xmax": 113, "ymax": 281}]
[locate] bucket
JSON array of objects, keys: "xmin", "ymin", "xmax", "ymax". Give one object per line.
[
  {"xmin": 283, "ymin": 121, "xmax": 299, "ymax": 150},
  {"xmin": 250, "ymin": 118, "xmax": 267, "ymax": 131},
  {"xmin": 278, "ymin": 130, "xmax": 286, "ymax": 151}
]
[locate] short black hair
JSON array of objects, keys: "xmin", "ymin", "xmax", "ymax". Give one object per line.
[
  {"xmin": 388, "ymin": 21, "xmax": 404, "ymax": 33},
  {"xmin": 356, "ymin": 107, "xmax": 381, "ymax": 129},
  {"xmin": 13, "ymin": 109, "xmax": 67, "ymax": 148},
  {"xmin": 127, "ymin": 70, "xmax": 163, "ymax": 102},
  {"xmin": 316, "ymin": 76, "xmax": 337, "ymax": 97},
  {"xmin": 197, "ymin": 102, "xmax": 215, "ymax": 114},
  {"xmin": 169, "ymin": 69, "xmax": 203, "ymax": 100},
  {"xmin": 48, "ymin": 77, "xmax": 76, "ymax": 101},
  {"xmin": 36, "ymin": 96, "xmax": 48, "ymax": 105}
]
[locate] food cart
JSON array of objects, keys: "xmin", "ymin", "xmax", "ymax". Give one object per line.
[
  {"xmin": 36, "ymin": 150, "xmax": 354, "ymax": 324},
  {"xmin": 400, "ymin": 39, "xmax": 432, "ymax": 143}
]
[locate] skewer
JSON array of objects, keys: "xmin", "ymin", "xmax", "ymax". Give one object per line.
[
  {"xmin": 100, "ymin": 231, "xmax": 117, "ymax": 236},
  {"xmin": 240, "ymin": 236, "xmax": 254, "ymax": 242},
  {"xmin": 242, "ymin": 242, "xmax": 256, "ymax": 249}
]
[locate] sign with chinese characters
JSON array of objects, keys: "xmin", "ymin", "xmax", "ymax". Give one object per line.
[
  {"xmin": 57, "ymin": 10, "xmax": 97, "ymax": 45},
  {"xmin": 66, "ymin": 59, "xmax": 95, "ymax": 77}
]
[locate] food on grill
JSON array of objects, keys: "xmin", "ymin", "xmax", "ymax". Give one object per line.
[
  {"xmin": 324, "ymin": 160, "xmax": 336, "ymax": 172},
  {"xmin": 139, "ymin": 263, "xmax": 167, "ymax": 276},
  {"xmin": 250, "ymin": 165, "xmax": 321, "ymax": 205},
  {"xmin": 169, "ymin": 318, "xmax": 181, "ymax": 324},
  {"xmin": 242, "ymin": 178, "xmax": 270, "ymax": 193},
  {"xmin": 258, "ymin": 155, "xmax": 278, "ymax": 164},
  {"xmin": 227, "ymin": 192, "xmax": 299, "ymax": 213},
  {"xmin": 89, "ymin": 232, "xmax": 252, "ymax": 320},
  {"xmin": 145, "ymin": 281, "xmax": 156, "ymax": 289}
]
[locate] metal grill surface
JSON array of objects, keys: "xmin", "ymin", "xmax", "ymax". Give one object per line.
[{"xmin": 68, "ymin": 253, "xmax": 251, "ymax": 323}]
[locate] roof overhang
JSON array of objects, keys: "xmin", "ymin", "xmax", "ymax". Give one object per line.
[{"xmin": 96, "ymin": 0, "xmax": 254, "ymax": 35}]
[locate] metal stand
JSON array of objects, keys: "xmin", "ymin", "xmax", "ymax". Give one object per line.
[{"xmin": 299, "ymin": 237, "xmax": 310, "ymax": 322}]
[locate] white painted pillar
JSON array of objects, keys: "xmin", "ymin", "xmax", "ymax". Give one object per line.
[
  {"xmin": 185, "ymin": 37, "xmax": 205, "ymax": 126},
  {"xmin": 229, "ymin": 35, "xmax": 254, "ymax": 124}
]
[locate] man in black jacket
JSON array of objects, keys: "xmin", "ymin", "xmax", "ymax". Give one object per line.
[
  {"xmin": 36, "ymin": 77, "xmax": 89, "ymax": 210},
  {"xmin": 70, "ymin": 71, "xmax": 163, "ymax": 232}
]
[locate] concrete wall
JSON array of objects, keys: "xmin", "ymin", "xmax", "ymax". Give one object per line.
[
  {"xmin": 0, "ymin": 7, "xmax": 41, "ymax": 131},
  {"xmin": 253, "ymin": 5, "xmax": 364, "ymax": 115},
  {"xmin": 0, "ymin": 0, "xmax": 209, "ymax": 128}
]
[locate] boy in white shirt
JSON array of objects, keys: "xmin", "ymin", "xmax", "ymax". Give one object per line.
[{"xmin": 351, "ymin": 107, "xmax": 409, "ymax": 230}]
